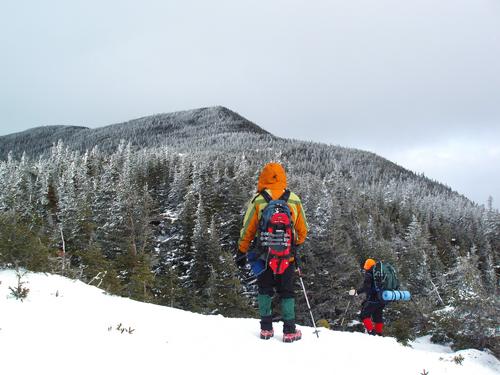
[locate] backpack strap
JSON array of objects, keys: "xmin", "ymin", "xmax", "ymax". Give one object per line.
[
  {"xmin": 279, "ymin": 189, "xmax": 290, "ymax": 202},
  {"xmin": 258, "ymin": 189, "xmax": 290, "ymax": 203},
  {"xmin": 259, "ymin": 189, "xmax": 273, "ymax": 203}
]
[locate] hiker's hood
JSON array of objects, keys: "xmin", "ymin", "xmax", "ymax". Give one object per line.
[{"xmin": 257, "ymin": 162, "xmax": 287, "ymax": 192}]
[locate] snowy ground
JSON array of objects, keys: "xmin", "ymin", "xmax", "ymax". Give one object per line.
[{"xmin": 1, "ymin": 270, "xmax": 498, "ymax": 375}]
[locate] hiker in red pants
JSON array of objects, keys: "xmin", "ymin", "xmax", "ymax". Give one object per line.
[{"xmin": 350, "ymin": 258, "xmax": 386, "ymax": 336}]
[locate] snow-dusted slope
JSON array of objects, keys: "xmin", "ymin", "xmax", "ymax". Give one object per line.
[
  {"xmin": 0, "ymin": 270, "xmax": 498, "ymax": 375},
  {"xmin": 0, "ymin": 106, "xmax": 270, "ymax": 159}
]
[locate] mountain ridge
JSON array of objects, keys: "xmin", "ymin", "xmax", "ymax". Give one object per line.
[
  {"xmin": 0, "ymin": 106, "xmax": 271, "ymax": 159},
  {"xmin": 0, "ymin": 105, "xmax": 470, "ymax": 204}
]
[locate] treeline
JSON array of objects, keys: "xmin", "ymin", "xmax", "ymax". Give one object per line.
[{"xmin": 0, "ymin": 136, "xmax": 498, "ymax": 355}]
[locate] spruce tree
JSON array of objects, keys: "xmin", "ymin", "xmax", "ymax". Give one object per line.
[{"xmin": 432, "ymin": 248, "xmax": 499, "ymax": 355}]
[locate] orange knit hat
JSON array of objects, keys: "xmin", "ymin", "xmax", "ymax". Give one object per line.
[{"xmin": 363, "ymin": 258, "xmax": 376, "ymax": 270}]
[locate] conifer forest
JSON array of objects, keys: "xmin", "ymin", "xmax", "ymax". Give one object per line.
[{"xmin": 0, "ymin": 107, "xmax": 498, "ymax": 355}]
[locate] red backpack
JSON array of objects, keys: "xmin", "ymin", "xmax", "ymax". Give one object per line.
[{"xmin": 258, "ymin": 190, "xmax": 294, "ymax": 274}]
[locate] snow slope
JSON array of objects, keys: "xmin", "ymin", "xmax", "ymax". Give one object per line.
[{"xmin": 1, "ymin": 270, "xmax": 498, "ymax": 375}]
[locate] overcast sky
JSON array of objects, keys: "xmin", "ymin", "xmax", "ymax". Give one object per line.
[{"xmin": 1, "ymin": 0, "xmax": 499, "ymax": 208}]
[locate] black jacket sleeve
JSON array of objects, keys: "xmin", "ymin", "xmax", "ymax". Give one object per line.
[{"xmin": 357, "ymin": 271, "xmax": 373, "ymax": 295}]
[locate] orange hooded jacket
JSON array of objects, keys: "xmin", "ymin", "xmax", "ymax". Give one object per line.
[{"xmin": 238, "ymin": 162, "xmax": 308, "ymax": 253}]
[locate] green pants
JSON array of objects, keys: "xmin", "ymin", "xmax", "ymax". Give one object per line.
[{"xmin": 258, "ymin": 294, "xmax": 295, "ymax": 320}]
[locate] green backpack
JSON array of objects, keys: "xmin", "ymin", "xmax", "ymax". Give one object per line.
[{"xmin": 372, "ymin": 261, "xmax": 399, "ymax": 291}]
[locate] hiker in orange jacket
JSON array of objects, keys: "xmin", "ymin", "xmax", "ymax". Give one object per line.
[{"xmin": 236, "ymin": 162, "xmax": 308, "ymax": 342}]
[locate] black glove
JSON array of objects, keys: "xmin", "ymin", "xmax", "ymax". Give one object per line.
[
  {"xmin": 293, "ymin": 244, "xmax": 305, "ymax": 266},
  {"xmin": 299, "ymin": 254, "xmax": 306, "ymax": 265},
  {"xmin": 235, "ymin": 250, "xmax": 247, "ymax": 268}
]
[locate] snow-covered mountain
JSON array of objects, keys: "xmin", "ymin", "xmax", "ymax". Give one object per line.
[
  {"xmin": 0, "ymin": 106, "xmax": 270, "ymax": 159},
  {"xmin": 1, "ymin": 270, "xmax": 498, "ymax": 375}
]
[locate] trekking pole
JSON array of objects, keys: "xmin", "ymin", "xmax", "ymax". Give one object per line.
[{"xmin": 296, "ymin": 267, "xmax": 320, "ymax": 338}]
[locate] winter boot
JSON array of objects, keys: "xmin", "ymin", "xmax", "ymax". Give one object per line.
[
  {"xmin": 259, "ymin": 315, "xmax": 273, "ymax": 340},
  {"xmin": 260, "ymin": 329, "xmax": 274, "ymax": 340},
  {"xmin": 283, "ymin": 329, "xmax": 302, "ymax": 343},
  {"xmin": 374, "ymin": 322, "xmax": 384, "ymax": 336}
]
